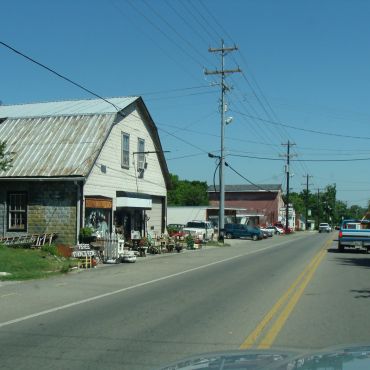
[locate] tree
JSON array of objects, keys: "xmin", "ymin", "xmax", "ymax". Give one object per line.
[
  {"xmin": 321, "ymin": 184, "xmax": 336, "ymax": 224},
  {"xmin": 0, "ymin": 141, "xmax": 13, "ymax": 171},
  {"xmin": 287, "ymin": 192, "xmax": 305, "ymax": 216},
  {"xmin": 348, "ymin": 205, "xmax": 366, "ymax": 219},
  {"xmin": 168, "ymin": 174, "xmax": 209, "ymax": 206},
  {"xmin": 335, "ymin": 200, "xmax": 348, "ymax": 223}
]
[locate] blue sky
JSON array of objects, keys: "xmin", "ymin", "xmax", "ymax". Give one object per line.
[{"xmin": 2, "ymin": 0, "xmax": 370, "ymax": 206}]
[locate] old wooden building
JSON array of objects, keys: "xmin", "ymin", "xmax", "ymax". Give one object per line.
[{"xmin": 0, "ymin": 97, "xmax": 170, "ymax": 244}]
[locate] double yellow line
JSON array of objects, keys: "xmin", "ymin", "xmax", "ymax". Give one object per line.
[{"xmin": 240, "ymin": 239, "xmax": 330, "ymax": 350}]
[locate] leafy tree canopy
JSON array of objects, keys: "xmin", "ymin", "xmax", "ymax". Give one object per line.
[
  {"xmin": 168, "ymin": 174, "xmax": 209, "ymax": 206},
  {"xmin": 0, "ymin": 141, "xmax": 13, "ymax": 171},
  {"xmin": 287, "ymin": 183, "xmax": 370, "ymax": 227}
]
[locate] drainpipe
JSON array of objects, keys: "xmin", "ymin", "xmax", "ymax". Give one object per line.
[
  {"xmin": 3, "ymin": 201, "xmax": 6, "ymax": 238},
  {"xmin": 75, "ymin": 180, "xmax": 84, "ymax": 245}
]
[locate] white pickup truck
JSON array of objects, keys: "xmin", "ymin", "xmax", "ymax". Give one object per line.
[
  {"xmin": 183, "ymin": 220, "xmax": 214, "ymax": 241},
  {"xmin": 338, "ymin": 219, "xmax": 370, "ymax": 252},
  {"xmin": 319, "ymin": 223, "xmax": 332, "ymax": 233}
]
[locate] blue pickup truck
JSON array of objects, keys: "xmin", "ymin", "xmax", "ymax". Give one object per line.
[{"xmin": 338, "ymin": 219, "xmax": 370, "ymax": 252}]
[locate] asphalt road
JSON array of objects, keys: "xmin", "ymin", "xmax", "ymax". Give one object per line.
[{"xmin": 1, "ymin": 232, "xmax": 370, "ymax": 369}]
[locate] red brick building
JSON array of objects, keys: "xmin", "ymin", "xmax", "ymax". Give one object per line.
[{"xmin": 208, "ymin": 184, "xmax": 284, "ymax": 226}]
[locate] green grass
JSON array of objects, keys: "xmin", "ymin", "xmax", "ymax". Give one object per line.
[{"xmin": 0, "ymin": 245, "xmax": 78, "ymax": 281}]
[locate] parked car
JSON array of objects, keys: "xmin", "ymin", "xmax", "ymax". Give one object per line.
[
  {"xmin": 258, "ymin": 226, "xmax": 273, "ymax": 238},
  {"xmin": 266, "ymin": 226, "xmax": 284, "ymax": 235},
  {"xmin": 274, "ymin": 222, "xmax": 292, "ymax": 233},
  {"xmin": 224, "ymin": 223, "xmax": 263, "ymax": 241},
  {"xmin": 183, "ymin": 221, "xmax": 214, "ymax": 241},
  {"xmin": 167, "ymin": 224, "xmax": 185, "ymax": 237}
]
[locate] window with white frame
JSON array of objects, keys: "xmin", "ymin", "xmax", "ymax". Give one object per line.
[
  {"xmin": 7, "ymin": 192, "xmax": 27, "ymax": 231},
  {"xmin": 137, "ymin": 138, "xmax": 145, "ymax": 172},
  {"xmin": 121, "ymin": 132, "xmax": 130, "ymax": 168}
]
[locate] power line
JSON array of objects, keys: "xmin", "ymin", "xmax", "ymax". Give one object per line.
[
  {"xmin": 224, "ymin": 162, "xmax": 274, "ymax": 193},
  {"xmin": 232, "ymin": 109, "xmax": 370, "ymax": 140},
  {"xmin": 165, "ymin": 0, "xmax": 211, "ymax": 46},
  {"xmin": 143, "ymin": 89, "xmax": 217, "ymax": 102},
  {"xmin": 142, "ymin": 0, "xmax": 213, "ymax": 67},
  {"xmin": 110, "ymin": 1, "xmax": 201, "ymax": 83},
  {"xmin": 125, "ymin": 0, "xmax": 206, "ymax": 69},
  {"xmin": 166, "ymin": 152, "xmax": 205, "ymax": 161},
  {"xmin": 178, "ymin": 0, "xmax": 219, "ymax": 44},
  {"xmin": 229, "ymin": 153, "xmax": 370, "ymax": 162},
  {"xmin": 0, "ymin": 40, "xmax": 124, "ymax": 116},
  {"xmin": 198, "ymin": 0, "xmax": 234, "ymax": 43},
  {"xmin": 157, "ymin": 126, "xmax": 208, "ymax": 155},
  {"xmin": 157, "ymin": 121, "xmax": 282, "ymax": 147},
  {"xmin": 173, "ymin": 0, "xmax": 283, "ymax": 153},
  {"xmin": 131, "ymin": 84, "xmax": 213, "ymax": 96}
]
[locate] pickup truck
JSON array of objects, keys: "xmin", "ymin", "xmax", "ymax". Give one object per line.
[
  {"xmin": 338, "ymin": 219, "xmax": 370, "ymax": 252},
  {"xmin": 183, "ymin": 220, "xmax": 214, "ymax": 241}
]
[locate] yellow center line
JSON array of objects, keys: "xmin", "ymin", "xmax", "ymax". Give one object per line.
[
  {"xmin": 240, "ymin": 239, "xmax": 331, "ymax": 349},
  {"xmin": 258, "ymin": 248, "xmax": 327, "ymax": 349}
]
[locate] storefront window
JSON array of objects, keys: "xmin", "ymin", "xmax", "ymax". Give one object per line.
[
  {"xmin": 84, "ymin": 197, "xmax": 113, "ymax": 237},
  {"xmin": 85, "ymin": 208, "xmax": 111, "ymax": 236}
]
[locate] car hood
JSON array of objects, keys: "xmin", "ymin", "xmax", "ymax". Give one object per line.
[{"xmin": 155, "ymin": 345, "xmax": 370, "ymax": 369}]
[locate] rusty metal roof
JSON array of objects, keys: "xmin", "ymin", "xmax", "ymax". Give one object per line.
[
  {"xmin": 0, "ymin": 96, "xmax": 171, "ymax": 190},
  {"xmin": 0, "ymin": 97, "xmax": 141, "ymax": 178},
  {"xmin": 0, "ymin": 113, "xmax": 116, "ymax": 177},
  {"xmin": 0, "ymin": 97, "xmax": 138, "ymax": 119}
]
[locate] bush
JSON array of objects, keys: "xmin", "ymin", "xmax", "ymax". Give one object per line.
[
  {"xmin": 41, "ymin": 244, "xmax": 59, "ymax": 256},
  {"xmin": 79, "ymin": 227, "xmax": 96, "ymax": 243},
  {"xmin": 185, "ymin": 234, "xmax": 195, "ymax": 249},
  {"xmin": 80, "ymin": 227, "xmax": 93, "ymax": 237}
]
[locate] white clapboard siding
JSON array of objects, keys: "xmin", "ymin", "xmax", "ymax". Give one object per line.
[
  {"xmin": 147, "ymin": 197, "xmax": 164, "ymax": 235},
  {"xmin": 84, "ymin": 106, "xmax": 167, "ymax": 207}
]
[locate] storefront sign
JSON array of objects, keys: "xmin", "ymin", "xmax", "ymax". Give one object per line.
[
  {"xmin": 85, "ymin": 198, "xmax": 112, "ymax": 209},
  {"xmin": 72, "ymin": 243, "xmax": 96, "ymax": 258},
  {"xmin": 117, "ymin": 196, "xmax": 152, "ymax": 209}
]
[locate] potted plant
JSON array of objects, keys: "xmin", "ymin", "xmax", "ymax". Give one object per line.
[
  {"xmin": 138, "ymin": 237, "xmax": 150, "ymax": 257},
  {"xmin": 79, "ymin": 227, "xmax": 96, "ymax": 244},
  {"xmin": 185, "ymin": 234, "xmax": 195, "ymax": 250}
]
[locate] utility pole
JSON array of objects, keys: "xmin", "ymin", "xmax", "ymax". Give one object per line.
[
  {"xmin": 281, "ymin": 141, "xmax": 296, "ymax": 232},
  {"xmin": 317, "ymin": 188, "xmax": 321, "ymax": 228},
  {"xmin": 205, "ymin": 40, "xmax": 241, "ymax": 240},
  {"xmin": 302, "ymin": 174, "xmax": 313, "ymax": 231}
]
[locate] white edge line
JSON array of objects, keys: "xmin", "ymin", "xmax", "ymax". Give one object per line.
[{"xmin": 0, "ymin": 241, "xmax": 294, "ymax": 328}]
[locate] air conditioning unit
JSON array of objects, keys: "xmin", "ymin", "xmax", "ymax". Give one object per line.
[{"xmin": 137, "ymin": 160, "xmax": 145, "ymax": 171}]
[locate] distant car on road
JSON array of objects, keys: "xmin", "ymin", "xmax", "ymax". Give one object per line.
[
  {"xmin": 319, "ymin": 223, "xmax": 332, "ymax": 233},
  {"xmin": 224, "ymin": 223, "xmax": 263, "ymax": 241}
]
